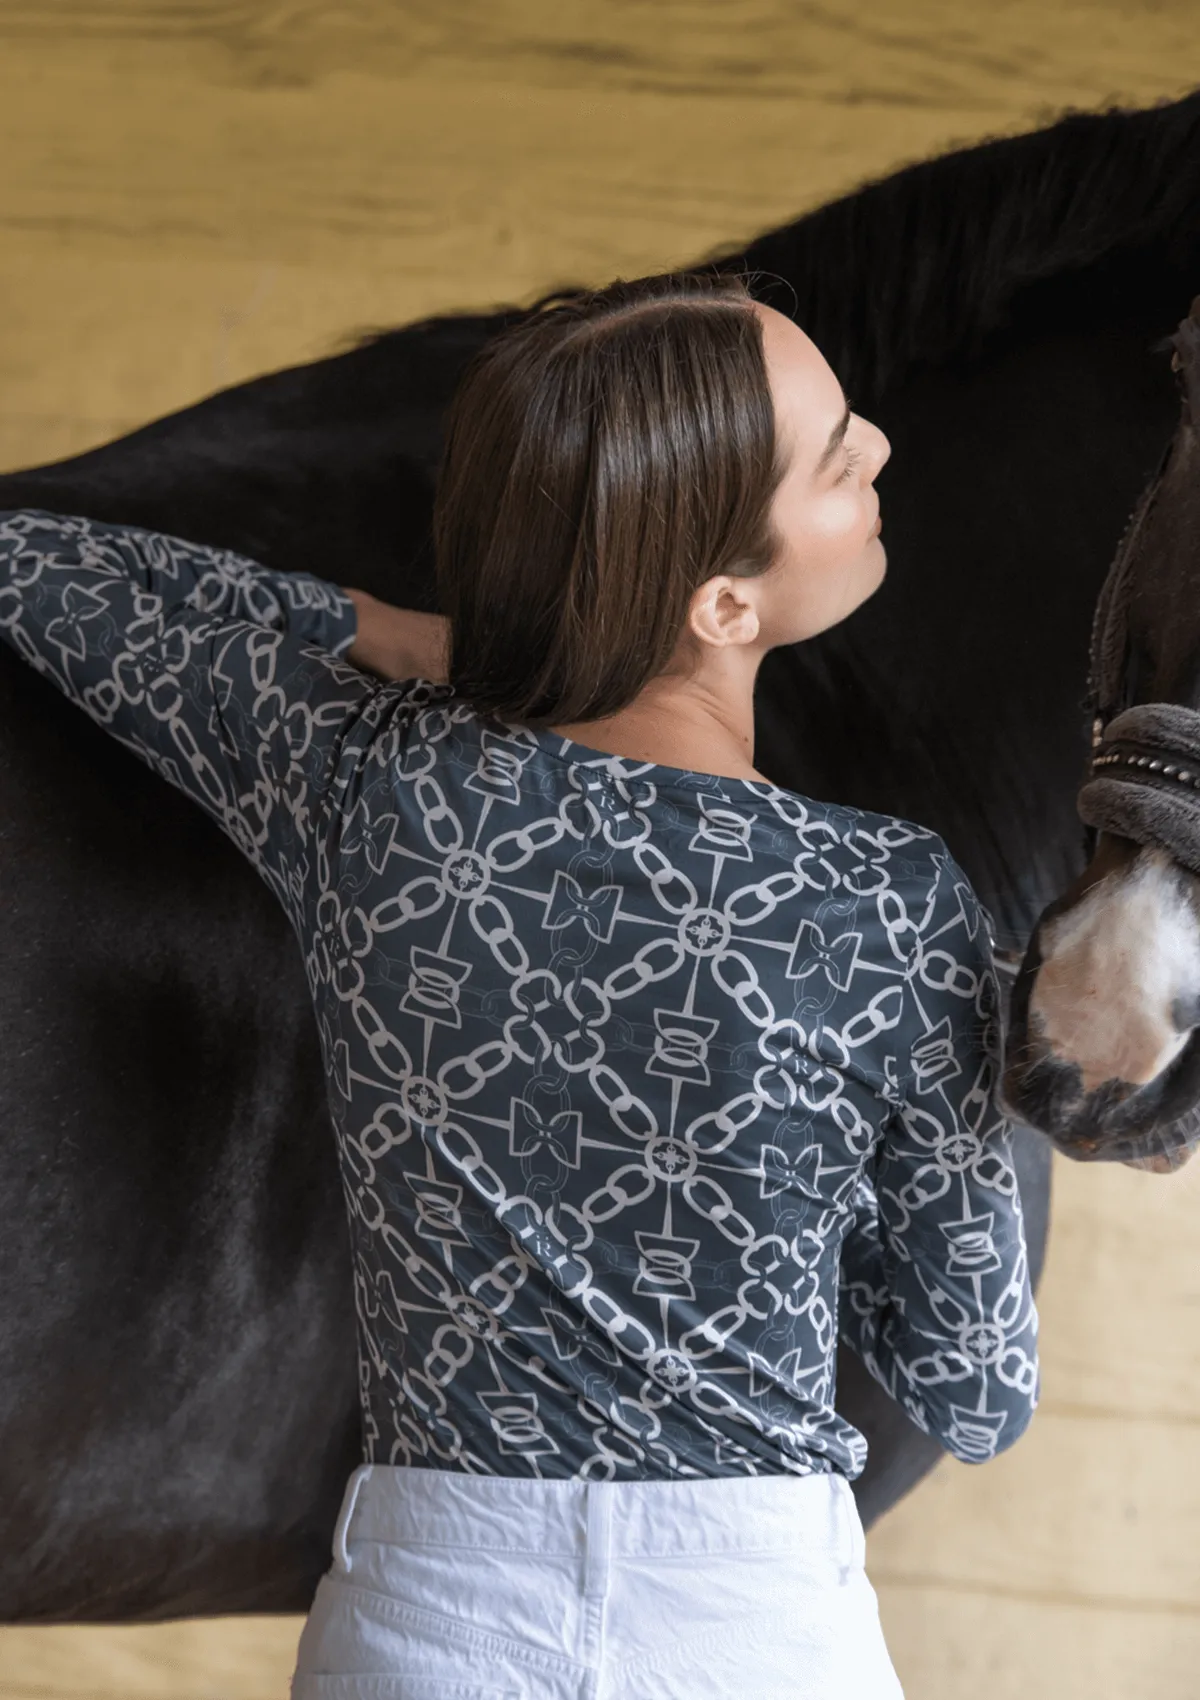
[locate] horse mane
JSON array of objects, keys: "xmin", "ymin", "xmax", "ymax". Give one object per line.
[
  {"xmin": 366, "ymin": 92, "xmax": 1200, "ymax": 404},
  {"xmin": 723, "ymin": 89, "xmax": 1200, "ymax": 396}
]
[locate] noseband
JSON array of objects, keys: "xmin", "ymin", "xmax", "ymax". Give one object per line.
[{"xmin": 1077, "ymin": 429, "xmax": 1200, "ymax": 876}]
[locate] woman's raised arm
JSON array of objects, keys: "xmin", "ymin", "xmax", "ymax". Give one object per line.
[{"xmin": 0, "ymin": 509, "xmax": 433, "ymax": 932}]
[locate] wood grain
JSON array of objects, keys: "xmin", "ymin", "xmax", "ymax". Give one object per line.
[
  {"xmin": 879, "ymin": 1585, "xmax": 1200, "ymax": 1700},
  {"xmin": 2, "ymin": 2, "xmax": 1197, "ymax": 469},
  {"xmin": 2, "ymin": 4, "xmax": 1199, "ymax": 1696}
]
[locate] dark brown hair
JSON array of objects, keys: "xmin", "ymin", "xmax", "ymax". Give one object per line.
[{"xmin": 433, "ymin": 271, "xmax": 783, "ymax": 726}]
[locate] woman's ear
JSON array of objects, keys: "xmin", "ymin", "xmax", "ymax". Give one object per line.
[{"xmin": 687, "ymin": 575, "xmax": 762, "ymax": 650}]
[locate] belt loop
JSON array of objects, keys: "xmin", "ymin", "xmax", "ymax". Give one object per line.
[
  {"xmin": 583, "ymin": 1480, "xmax": 613, "ymax": 1602},
  {"xmin": 836, "ymin": 1475, "xmax": 864, "ymax": 1581},
  {"xmin": 333, "ymin": 1463, "xmax": 372, "ymax": 1574}
]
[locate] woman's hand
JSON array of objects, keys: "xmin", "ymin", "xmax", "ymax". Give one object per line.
[{"xmin": 342, "ymin": 588, "xmax": 450, "ymax": 684}]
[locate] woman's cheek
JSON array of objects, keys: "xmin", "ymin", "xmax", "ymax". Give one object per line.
[
  {"xmin": 782, "ymin": 491, "xmax": 872, "ymax": 583},
  {"xmin": 811, "ymin": 491, "xmax": 867, "ymax": 550}
]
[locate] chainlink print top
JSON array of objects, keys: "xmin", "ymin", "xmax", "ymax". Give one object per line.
[{"xmin": 0, "ymin": 511, "xmax": 1038, "ymax": 1479}]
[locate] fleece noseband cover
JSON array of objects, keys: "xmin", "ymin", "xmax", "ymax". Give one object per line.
[{"xmin": 1079, "ymin": 702, "xmax": 1200, "ymax": 878}]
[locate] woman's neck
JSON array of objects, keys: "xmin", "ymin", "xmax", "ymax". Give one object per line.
[{"xmin": 550, "ymin": 648, "xmax": 767, "ymax": 782}]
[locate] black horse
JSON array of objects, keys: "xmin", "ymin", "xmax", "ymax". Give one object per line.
[
  {"xmin": 4, "ymin": 90, "xmax": 1200, "ymax": 1623},
  {"xmin": 1005, "ymin": 297, "xmax": 1200, "ymax": 1166}
]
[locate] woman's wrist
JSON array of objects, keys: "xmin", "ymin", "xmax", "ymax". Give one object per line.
[{"xmin": 343, "ymin": 588, "xmax": 450, "ymax": 683}]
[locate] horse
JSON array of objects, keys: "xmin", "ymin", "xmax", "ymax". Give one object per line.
[
  {"xmin": 3, "ymin": 87, "xmax": 1199, "ymax": 1622},
  {"xmin": 1004, "ymin": 297, "xmax": 1200, "ymax": 1168}
]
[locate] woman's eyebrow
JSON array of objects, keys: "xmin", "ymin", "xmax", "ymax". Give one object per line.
[{"xmin": 814, "ymin": 405, "xmax": 852, "ymax": 475}]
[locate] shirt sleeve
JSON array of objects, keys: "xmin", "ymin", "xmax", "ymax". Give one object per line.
[
  {"xmin": 838, "ymin": 847, "xmax": 1040, "ymax": 1462},
  {"xmin": 0, "ymin": 508, "xmax": 382, "ymax": 931}
]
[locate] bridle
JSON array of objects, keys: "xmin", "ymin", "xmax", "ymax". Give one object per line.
[{"xmin": 1076, "ymin": 327, "xmax": 1200, "ymax": 873}]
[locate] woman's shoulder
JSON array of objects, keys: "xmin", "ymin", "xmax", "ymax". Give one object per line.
[
  {"xmin": 405, "ymin": 701, "xmax": 983, "ymax": 920},
  {"xmin": 731, "ymin": 783, "xmax": 968, "ymax": 905},
  {"xmin": 745, "ymin": 791, "xmax": 997, "ymax": 988}
]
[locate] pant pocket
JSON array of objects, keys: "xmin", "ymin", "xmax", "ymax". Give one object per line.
[
  {"xmin": 292, "ymin": 1678, "xmax": 521, "ymax": 1700},
  {"xmin": 291, "ymin": 1576, "xmax": 537, "ymax": 1700}
]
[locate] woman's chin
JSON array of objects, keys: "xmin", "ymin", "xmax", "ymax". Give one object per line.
[{"xmin": 863, "ymin": 536, "xmax": 888, "ymax": 594}]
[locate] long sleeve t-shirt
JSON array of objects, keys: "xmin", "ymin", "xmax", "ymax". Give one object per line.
[{"xmin": 0, "ymin": 509, "xmax": 1039, "ymax": 1478}]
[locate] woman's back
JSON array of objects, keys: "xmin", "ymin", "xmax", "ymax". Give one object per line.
[{"xmin": 312, "ymin": 686, "xmax": 1035, "ymax": 1477}]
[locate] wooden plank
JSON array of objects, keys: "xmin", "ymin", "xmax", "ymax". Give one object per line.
[
  {"xmin": 870, "ymin": 1401, "xmax": 1200, "ymax": 1608},
  {"xmin": 878, "ymin": 1585, "xmax": 1200, "ymax": 1700},
  {"xmin": 0, "ymin": 1616, "xmax": 300, "ymax": 1700},
  {"xmin": 0, "ymin": 0, "xmax": 1197, "ymax": 110},
  {"xmin": 1034, "ymin": 1153, "xmax": 1200, "ymax": 1422}
]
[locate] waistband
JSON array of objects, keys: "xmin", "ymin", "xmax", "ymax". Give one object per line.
[{"xmin": 334, "ymin": 1463, "xmax": 864, "ymax": 1566}]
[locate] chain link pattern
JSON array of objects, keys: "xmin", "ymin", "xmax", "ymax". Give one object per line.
[{"xmin": 0, "ymin": 510, "xmax": 1039, "ymax": 1480}]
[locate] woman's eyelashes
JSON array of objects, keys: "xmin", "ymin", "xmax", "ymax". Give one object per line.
[{"xmin": 835, "ymin": 445, "xmax": 862, "ymax": 484}]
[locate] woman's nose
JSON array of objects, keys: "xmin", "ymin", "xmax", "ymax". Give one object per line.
[{"xmin": 865, "ymin": 421, "xmax": 891, "ymax": 477}]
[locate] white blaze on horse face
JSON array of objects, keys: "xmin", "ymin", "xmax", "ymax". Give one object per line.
[{"xmin": 1030, "ymin": 849, "xmax": 1200, "ymax": 1093}]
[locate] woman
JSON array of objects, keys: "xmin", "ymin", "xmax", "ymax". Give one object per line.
[{"xmin": 0, "ymin": 271, "xmax": 1038, "ymax": 1698}]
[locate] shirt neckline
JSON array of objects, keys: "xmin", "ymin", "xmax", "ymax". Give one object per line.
[{"xmin": 515, "ymin": 717, "xmax": 798, "ymax": 802}]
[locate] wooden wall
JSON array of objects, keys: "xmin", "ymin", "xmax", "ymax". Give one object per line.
[{"xmin": 2, "ymin": 5, "xmax": 1198, "ymax": 1696}]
